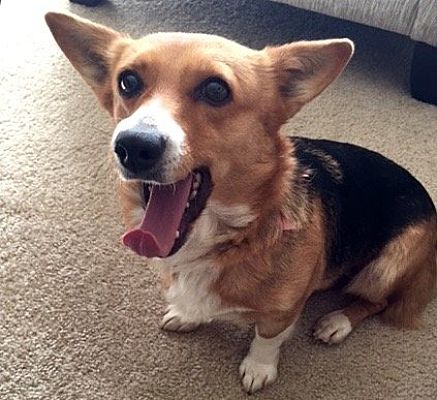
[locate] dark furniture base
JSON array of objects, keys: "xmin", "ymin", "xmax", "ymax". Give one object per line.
[
  {"xmin": 69, "ymin": 0, "xmax": 103, "ymax": 6},
  {"xmin": 411, "ymin": 42, "xmax": 437, "ymax": 105}
]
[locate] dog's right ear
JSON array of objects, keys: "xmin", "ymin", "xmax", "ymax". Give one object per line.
[{"xmin": 45, "ymin": 12, "xmax": 127, "ymax": 112}]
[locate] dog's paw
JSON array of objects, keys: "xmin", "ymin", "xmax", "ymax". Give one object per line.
[
  {"xmin": 313, "ymin": 310, "xmax": 352, "ymax": 344},
  {"xmin": 160, "ymin": 306, "xmax": 200, "ymax": 333},
  {"xmin": 239, "ymin": 354, "xmax": 278, "ymax": 394}
]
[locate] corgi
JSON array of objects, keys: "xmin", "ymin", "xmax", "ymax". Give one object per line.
[{"xmin": 45, "ymin": 12, "xmax": 437, "ymax": 394}]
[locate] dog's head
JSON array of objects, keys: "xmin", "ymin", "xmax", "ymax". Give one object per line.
[{"xmin": 46, "ymin": 12, "xmax": 353, "ymax": 259}]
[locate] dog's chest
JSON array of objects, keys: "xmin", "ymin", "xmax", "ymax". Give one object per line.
[
  {"xmin": 162, "ymin": 265, "xmax": 248, "ymax": 323},
  {"xmin": 159, "ymin": 206, "xmax": 255, "ymax": 322},
  {"xmin": 163, "ymin": 266, "xmax": 222, "ymax": 323}
]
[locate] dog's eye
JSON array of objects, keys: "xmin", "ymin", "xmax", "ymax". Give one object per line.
[
  {"xmin": 118, "ymin": 70, "xmax": 144, "ymax": 98},
  {"xmin": 195, "ymin": 78, "xmax": 231, "ymax": 106}
]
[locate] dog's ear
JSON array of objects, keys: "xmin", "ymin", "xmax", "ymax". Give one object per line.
[
  {"xmin": 45, "ymin": 12, "xmax": 127, "ymax": 112},
  {"xmin": 266, "ymin": 39, "xmax": 354, "ymax": 117}
]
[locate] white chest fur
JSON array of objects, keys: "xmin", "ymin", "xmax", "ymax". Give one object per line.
[
  {"xmin": 154, "ymin": 201, "xmax": 255, "ymax": 323},
  {"xmin": 163, "ymin": 264, "xmax": 222, "ymax": 323}
]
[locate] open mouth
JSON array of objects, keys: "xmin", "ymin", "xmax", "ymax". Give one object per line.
[{"xmin": 122, "ymin": 168, "xmax": 212, "ymax": 258}]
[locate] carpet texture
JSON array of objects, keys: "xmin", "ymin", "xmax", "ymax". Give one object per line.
[{"xmin": 1, "ymin": 0, "xmax": 436, "ymax": 399}]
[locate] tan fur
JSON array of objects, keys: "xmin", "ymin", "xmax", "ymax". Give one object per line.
[
  {"xmin": 347, "ymin": 218, "xmax": 437, "ymax": 328},
  {"xmin": 342, "ymin": 299, "xmax": 388, "ymax": 328},
  {"xmin": 212, "ymin": 198, "xmax": 325, "ymax": 317},
  {"xmin": 381, "ymin": 218, "xmax": 437, "ymax": 328}
]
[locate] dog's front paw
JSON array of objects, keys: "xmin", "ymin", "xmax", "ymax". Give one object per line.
[
  {"xmin": 160, "ymin": 306, "xmax": 200, "ymax": 333},
  {"xmin": 239, "ymin": 354, "xmax": 278, "ymax": 394}
]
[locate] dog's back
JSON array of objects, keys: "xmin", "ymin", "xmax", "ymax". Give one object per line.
[{"xmin": 292, "ymin": 137, "xmax": 437, "ymax": 327}]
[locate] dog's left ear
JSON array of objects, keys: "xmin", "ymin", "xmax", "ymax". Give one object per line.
[
  {"xmin": 45, "ymin": 12, "xmax": 127, "ymax": 112},
  {"xmin": 266, "ymin": 39, "xmax": 354, "ymax": 117}
]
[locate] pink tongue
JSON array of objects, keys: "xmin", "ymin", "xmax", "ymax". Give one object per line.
[{"xmin": 122, "ymin": 175, "xmax": 193, "ymax": 258}]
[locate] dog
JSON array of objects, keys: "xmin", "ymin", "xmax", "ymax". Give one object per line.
[{"xmin": 46, "ymin": 12, "xmax": 437, "ymax": 394}]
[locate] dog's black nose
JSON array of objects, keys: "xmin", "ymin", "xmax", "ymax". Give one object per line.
[{"xmin": 114, "ymin": 129, "xmax": 166, "ymax": 174}]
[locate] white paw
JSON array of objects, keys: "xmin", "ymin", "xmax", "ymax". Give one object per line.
[
  {"xmin": 160, "ymin": 306, "xmax": 200, "ymax": 333},
  {"xmin": 239, "ymin": 355, "xmax": 278, "ymax": 394},
  {"xmin": 160, "ymin": 305, "xmax": 200, "ymax": 332},
  {"xmin": 313, "ymin": 310, "xmax": 352, "ymax": 344}
]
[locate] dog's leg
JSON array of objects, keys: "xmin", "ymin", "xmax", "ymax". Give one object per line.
[
  {"xmin": 315, "ymin": 219, "xmax": 437, "ymax": 343},
  {"xmin": 239, "ymin": 316, "xmax": 296, "ymax": 394},
  {"xmin": 160, "ymin": 304, "xmax": 201, "ymax": 333},
  {"xmin": 313, "ymin": 299, "xmax": 387, "ymax": 344}
]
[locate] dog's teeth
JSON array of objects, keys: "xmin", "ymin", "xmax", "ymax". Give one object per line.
[
  {"xmin": 195, "ymin": 172, "xmax": 202, "ymax": 183},
  {"xmin": 192, "ymin": 181, "xmax": 200, "ymax": 190},
  {"xmin": 190, "ymin": 190, "xmax": 198, "ymax": 200},
  {"xmin": 175, "ymin": 230, "xmax": 180, "ymax": 238},
  {"xmin": 186, "ymin": 202, "xmax": 190, "ymax": 209}
]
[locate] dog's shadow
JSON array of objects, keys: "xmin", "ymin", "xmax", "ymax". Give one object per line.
[{"xmin": 159, "ymin": 289, "xmax": 351, "ymax": 361}]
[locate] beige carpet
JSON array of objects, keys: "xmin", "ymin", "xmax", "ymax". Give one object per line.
[{"xmin": 1, "ymin": 0, "xmax": 436, "ymax": 399}]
